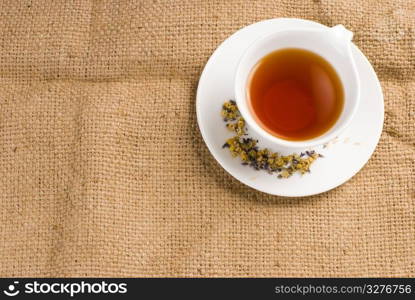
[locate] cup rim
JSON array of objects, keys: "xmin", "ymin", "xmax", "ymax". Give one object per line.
[{"xmin": 234, "ymin": 28, "xmax": 360, "ymax": 149}]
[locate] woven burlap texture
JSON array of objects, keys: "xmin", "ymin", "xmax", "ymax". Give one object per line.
[{"xmin": 0, "ymin": 0, "xmax": 414, "ymax": 277}]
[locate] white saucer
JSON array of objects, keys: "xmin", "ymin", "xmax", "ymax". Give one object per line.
[{"xmin": 196, "ymin": 18, "xmax": 384, "ymax": 197}]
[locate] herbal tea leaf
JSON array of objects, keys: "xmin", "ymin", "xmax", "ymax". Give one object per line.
[{"xmin": 221, "ymin": 100, "xmax": 321, "ymax": 179}]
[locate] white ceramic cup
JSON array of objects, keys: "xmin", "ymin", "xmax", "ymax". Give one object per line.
[{"xmin": 234, "ymin": 25, "xmax": 360, "ymax": 149}]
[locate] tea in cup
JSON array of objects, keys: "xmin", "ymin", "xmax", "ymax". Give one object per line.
[{"xmin": 235, "ymin": 25, "xmax": 359, "ymax": 149}]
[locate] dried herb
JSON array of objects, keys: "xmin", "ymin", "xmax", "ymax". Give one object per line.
[{"xmin": 221, "ymin": 100, "xmax": 321, "ymax": 179}]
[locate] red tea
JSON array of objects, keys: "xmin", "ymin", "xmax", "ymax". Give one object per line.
[{"xmin": 247, "ymin": 48, "xmax": 344, "ymax": 141}]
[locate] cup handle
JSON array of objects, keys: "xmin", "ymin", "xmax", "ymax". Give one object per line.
[{"xmin": 330, "ymin": 25, "xmax": 354, "ymax": 42}]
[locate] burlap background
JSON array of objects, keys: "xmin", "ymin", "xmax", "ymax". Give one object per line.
[{"xmin": 0, "ymin": 0, "xmax": 414, "ymax": 277}]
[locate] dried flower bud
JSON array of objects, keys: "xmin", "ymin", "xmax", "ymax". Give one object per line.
[{"xmin": 221, "ymin": 100, "xmax": 322, "ymax": 179}]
